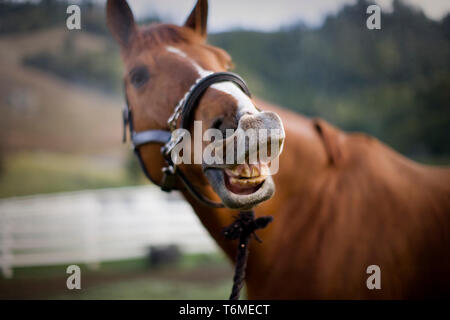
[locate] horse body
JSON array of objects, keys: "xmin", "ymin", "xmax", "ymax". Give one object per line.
[
  {"xmin": 107, "ymin": 0, "xmax": 450, "ymax": 298},
  {"xmin": 185, "ymin": 101, "xmax": 450, "ymax": 298}
]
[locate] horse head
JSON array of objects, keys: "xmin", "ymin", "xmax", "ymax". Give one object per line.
[{"xmin": 107, "ymin": 0, "xmax": 285, "ymax": 210}]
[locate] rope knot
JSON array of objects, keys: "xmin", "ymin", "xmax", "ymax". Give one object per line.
[
  {"xmin": 223, "ymin": 211, "xmax": 273, "ymax": 242},
  {"xmin": 222, "ymin": 210, "xmax": 273, "ymax": 300}
]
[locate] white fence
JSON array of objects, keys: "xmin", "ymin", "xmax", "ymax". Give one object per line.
[{"xmin": 0, "ymin": 186, "xmax": 218, "ymax": 278}]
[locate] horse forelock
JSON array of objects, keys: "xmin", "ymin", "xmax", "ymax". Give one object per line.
[{"xmin": 136, "ymin": 24, "xmax": 202, "ymax": 49}]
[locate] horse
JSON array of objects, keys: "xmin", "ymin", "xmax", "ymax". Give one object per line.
[{"xmin": 106, "ymin": 0, "xmax": 450, "ymax": 299}]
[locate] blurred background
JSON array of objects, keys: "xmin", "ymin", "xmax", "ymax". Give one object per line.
[{"xmin": 0, "ymin": 0, "xmax": 449, "ymax": 299}]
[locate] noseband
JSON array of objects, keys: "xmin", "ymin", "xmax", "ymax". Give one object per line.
[{"xmin": 122, "ymin": 72, "xmax": 251, "ymax": 208}]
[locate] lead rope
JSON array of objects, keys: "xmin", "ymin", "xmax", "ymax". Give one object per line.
[{"xmin": 222, "ymin": 210, "xmax": 273, "ymax": 300}]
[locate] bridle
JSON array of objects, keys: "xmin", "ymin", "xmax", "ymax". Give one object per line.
[{"xmin": 122, "ymin": 72, "xmax": 252, "ymax": 208}]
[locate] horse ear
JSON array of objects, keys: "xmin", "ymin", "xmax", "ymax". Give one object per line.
[
  {"xmin": 106, "ymin": 0, "xmax": 137, "ymax": 48},
  {"xmin": 184, "ymin": 0, "xmax": 208, "ymax": 39},
  {"xmin": 313, "ymin": 119, "xmax": 343, "ymax": 166}
]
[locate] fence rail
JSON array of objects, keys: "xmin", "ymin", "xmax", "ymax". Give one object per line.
[{"xmin": 0, "ymin": 186, "xmax": 218, "ymax": 278}]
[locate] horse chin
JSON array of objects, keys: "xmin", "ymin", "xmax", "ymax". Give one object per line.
[{"xmin": 204, "ymin": 168, "xmax": 275, "ymax": 210}]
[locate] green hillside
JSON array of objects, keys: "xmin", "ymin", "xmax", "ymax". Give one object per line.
[{"xmin": 209, "ymin": 0, "xmax": 450, "ymax": 160}]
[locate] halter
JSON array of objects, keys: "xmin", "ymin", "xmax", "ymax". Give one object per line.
[{"xmin": 122, "ymin": 72, "xmax": 251, "ymax": 208}]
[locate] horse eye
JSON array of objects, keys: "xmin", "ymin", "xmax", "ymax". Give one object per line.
[{"xmin": 130, "ymin": 67, "xmax": 150, "ymax": 88}]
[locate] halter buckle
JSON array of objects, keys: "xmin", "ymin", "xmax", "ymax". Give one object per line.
[
  {"xmin": 161, "ymin": 165, "xmax": 177, "ymax": 192},
  {"xmin": 160, "ymin": 130, "xmax": 185, "ymax": 192},
  {"xmin": 162, "ymin": 130, "xmax": 186, "ymax": 158}
]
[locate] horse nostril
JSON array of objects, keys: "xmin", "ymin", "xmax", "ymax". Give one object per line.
[
  {"xmin": 211, "ymin": 116, "xmax": 239, "ymax": 137},
  {"xmin": 211, "ymin": 117, "xmax": 224, "ymax": 130}
]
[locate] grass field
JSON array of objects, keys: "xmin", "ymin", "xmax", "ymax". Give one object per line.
[
  {"xmin": 0, "ymin": 253, "xmax": 235, "ymax": 300},
  {"xmin": 0, "ymin": 151, "xmax": 143, "ymax": 198}
]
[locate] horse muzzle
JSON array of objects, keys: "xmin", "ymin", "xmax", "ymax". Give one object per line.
[{"xmin": 203, "ymin": 111, "xmax": 285, "ymax": 209}]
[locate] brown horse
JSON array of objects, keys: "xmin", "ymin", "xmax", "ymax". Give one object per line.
[{"xmin": 107, "ymin": 0, "xmax": 450, "ymax": 299}]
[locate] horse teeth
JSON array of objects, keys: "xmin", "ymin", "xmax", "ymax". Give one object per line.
[
  {"xmin": 251, "ymin": 165, "xmax": 260, "ymax": 177},
  {"xmin": 230, "ymin": 175, "xmax": 265, "ymax": 187},
  {"xmin": 242, "ymin": 165, "xmax": 251, "ymax": 177},
  {"xmin": 226, "ymin": 163, "xmax": 268, "ymax": 179}
]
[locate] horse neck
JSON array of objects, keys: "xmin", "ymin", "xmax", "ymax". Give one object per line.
[{"xmin": 179, "ymin": 99, "xmax": 329, "ymax": 262}]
